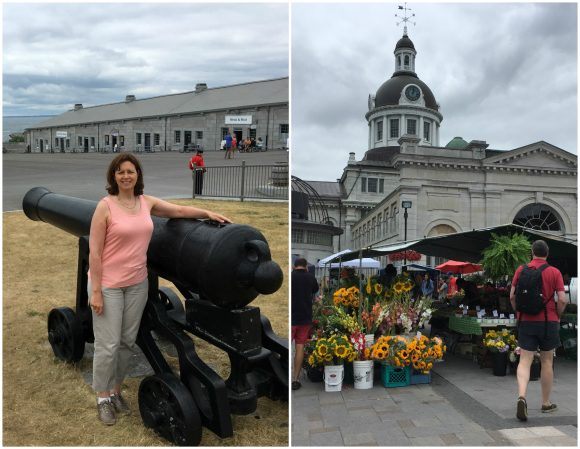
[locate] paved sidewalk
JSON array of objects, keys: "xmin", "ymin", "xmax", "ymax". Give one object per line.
[{"xmin": 291, "ymin": 355, "xmax": 577, "ymax": 446}]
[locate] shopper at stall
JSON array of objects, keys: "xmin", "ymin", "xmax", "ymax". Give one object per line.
[
  {"xmin": 510, "ymin": 240, "xmax": 566, "ymax": 422},
  {"xmin": 456, "ymin": 277, "xmax": 479, "ymax": 307},
  {"xmin": 291, "ymin": 258, "xmax": 319, "ymax": 391},
  {"xmin": 421, "ymin": 272, "xmax": 435, "ymax": 299}
]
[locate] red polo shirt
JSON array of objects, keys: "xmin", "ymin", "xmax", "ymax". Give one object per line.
[{"xmin": 511, "ymin": 258, "xmax": 564, "ymax": 322}]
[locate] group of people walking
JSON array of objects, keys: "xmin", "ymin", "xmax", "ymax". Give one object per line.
[{"xmin": 223, "ymin": 131, "xmax": 264, "ymax": 158}]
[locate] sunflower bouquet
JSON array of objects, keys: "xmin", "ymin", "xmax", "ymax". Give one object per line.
[
  {"xmin": 483, "ymin": 329, "xmax": 517, "ymax": 353},
  {"xmin": 370, "ymin": 335, "xmax": 411, "ymax": 368},
  {"xmin": 307, "ymin": 334, "xmax": 356, "ymax": 366},
  {"xmin": 333, "ymin": 286, "xmax": 361, "ymax": 309},
  {"xmin": 407, "ymin": 334, "xmax": 446, "ymax": 373}
]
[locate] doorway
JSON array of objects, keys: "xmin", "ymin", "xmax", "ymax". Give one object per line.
[
  {"xmin": 40, "ymin": 140, "xmax": 44, "ymax": 153},
  {"xmin": 84, "ymin": 138, "xmax": 89, "ymax": 152},
  {"xmin": 60, "ymin": 138, "xmax": 65, "ymax": 152},
  {"xmin": 233, "ymin": 128, "xmax": 243, "ymax": 143},
  {"xmin": 144, "ymin": 133, "xmax": 151, "ymax": 151},
  {"xmin": 184, "ymin": 131, "xmax": 192, "ymax": 151}
]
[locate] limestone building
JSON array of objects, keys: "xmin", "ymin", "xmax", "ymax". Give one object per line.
[
  {"xmin": 294, "ymin": 33, "xmax": 577, "ymax": 265},
  {"xmin": 25, "ymin": 78, "xmax": 288, "ymax": 153}
]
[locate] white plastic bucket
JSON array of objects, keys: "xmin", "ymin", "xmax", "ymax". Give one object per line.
[
  {"xmin": 324, "ymin": 365, "xmax": 344, "ymax": 392},
  {"xmin": 365, "ymin": 334, "xmax": 375, "ymax": 348},
  {"xmin": 353, "ymin": 360, "xmax": 374, "ymax": 389}
]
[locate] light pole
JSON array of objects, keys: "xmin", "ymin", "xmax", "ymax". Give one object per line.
[{"xmin": 401, "ymin": 200, "xmax": 412, "ymax": 265}]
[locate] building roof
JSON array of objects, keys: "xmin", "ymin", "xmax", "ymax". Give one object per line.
[
  {"xmin": 29, "ymin": 77, "xmax": 288, "ymax": 129},
  {"xmin": 395, "ymin": 34, "xmax": 415, "ymax": 51},
  {"xmin": 303, "ymin": 180, "xmax": 344, "ymax": 199},
  {"xmin": 362, "ymin": 146, "xmax": 400, "ymax": 164},
  {"xmin": 374, "ymin": 73, "xmax": 438, "ymax": 111},
  {"xmin": 445, "ymin": 136, "xmax": 469, "ymax": 149}
]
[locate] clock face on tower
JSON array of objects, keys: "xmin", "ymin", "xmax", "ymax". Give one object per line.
[{"xmin": 405, "ymin": 85, "xmax": 421, "ymax": 102}]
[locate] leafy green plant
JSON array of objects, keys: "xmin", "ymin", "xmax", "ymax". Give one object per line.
[{"xmin": 481, "ymin": 233, "xmax": 531, "ymax": 280}]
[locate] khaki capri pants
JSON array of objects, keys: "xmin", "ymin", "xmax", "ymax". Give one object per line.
[{"xmin": 88, "ymin": 278, "xmax": 149, "ymax": 392}]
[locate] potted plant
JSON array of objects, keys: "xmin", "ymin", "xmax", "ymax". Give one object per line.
[
  {"xmin": 483, "ymin": 329, "xmax": 517, "ymax": 376},
  {"xmin": 349, "ymin": 331, "xmax": 374, "ymax": 389},
  {"xmin": 481, "ymin": 233, "xmax": 531, "ymax": 280}
]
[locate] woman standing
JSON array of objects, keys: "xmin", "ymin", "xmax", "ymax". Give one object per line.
[{"xmin": 89, "ymin": 153, "xmax": 230, "ymax": 425}]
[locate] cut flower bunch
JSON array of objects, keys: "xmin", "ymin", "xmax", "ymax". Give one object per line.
[{"xmin": 483, "ymin": 329, "xmax": 517, "ymax": 353}]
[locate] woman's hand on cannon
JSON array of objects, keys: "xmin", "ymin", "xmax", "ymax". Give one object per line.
[
  {"xmin": 205, "ymin": 210, "xmax": 232, "ymax": 224},
  {"xmin": 90, "ymin": 291, "xmax": 104, "ymax": 316}
]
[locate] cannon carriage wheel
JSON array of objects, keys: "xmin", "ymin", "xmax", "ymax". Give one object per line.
[
  {"xmin": 47, "ymin": 307, "xmax": 85, "ymax": 363},
  {"xmin": 139, "ymin": 373, "xmax": 202, "ymax": 446}
]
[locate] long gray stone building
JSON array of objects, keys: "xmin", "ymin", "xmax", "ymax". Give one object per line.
[
  {"xmin": 25, "ymin": 77, "xmax": 288, "ymax": 153},
  {"xmin": 294, "ymin": 32, "xmax": 577, "ymax": 266}
]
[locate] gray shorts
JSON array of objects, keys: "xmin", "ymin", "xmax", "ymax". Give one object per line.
[{"xmin": 517, "ymin": 321, "xmax": 561, "ymax": 352}]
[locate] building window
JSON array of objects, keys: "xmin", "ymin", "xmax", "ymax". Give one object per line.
[
  {"xmin": 154, "ymin": 133, "xmax": 160, "ymax": 146},
  {"xmin": 136, "ymin": 133, "xmax": 142, "ymax": 145},
  {"xmin": 379, "ymin": 179, "xmax": 384, "ymax": 193},
  {"xmin": 250, "ymin": 128, "xmax": 257, "ymax": 139},
  {"xmin": 390, "ymin": 119, "xmax": 399, "ymax": 138},
  {"xmin": 368, "ymin": 178, "xmax": 378, "ymax": 193},
  {"xmin": 120, "ymin": 136, "xmax": 125, "ymax": 146},
  {"xmin": 66, "ymin": 139, "xmax": 70, "ymax": 148},
  {"xmin": 404, "ymin": 54, "xmax": 409, "ymax": 68},
  {"xmin": 407, "ymin": 119, "xmax": 417, "ymax": 135},
  {"xmin": 279, "ymin": 124, "xmax": 289, "ymax": 134},
  {"xmin": 55, "ymin": 138, "xmax": 58, "ymax": 146},
  {"xmin": 376, "ymin": 120, "xmax": 383, "ymax": 141},
  {"xmin": 291, "ymin": 228, "xmax": 304, "ymax": 244},
  {"xmin": 78, "ymin": 136, "xmax": 82, "ymax": 146},
  {"xmin": 90, "ymin": 137, "xmax": 95, "ymax": 147},
  {"xmin": 397, "ymin": 55, "xmax": 401, "ymax": 68},
  {"xmin": 424, "ymin": 121, "xmax": 431, "ymax": 142},
  {"xmin": 175, "ymin": 130, "xmax": 181, "ymax": 143},
  {"xmin": 361, "ymin": 177, "xmax": 367, "ymax": 193},
  {"xmin": 513, "ymin": 203, "xmax": 563, "ymax": 232},
  {"xmin": 306, "ymin": 230, "xmax": 332, "ymax": 246},
  {"xmin": 196, "ymin": 131, "xmax": 203, "ymax": 140},
  {"xmin": 105, "ymin": 135, "xmax": 110, "ymax": 145}
]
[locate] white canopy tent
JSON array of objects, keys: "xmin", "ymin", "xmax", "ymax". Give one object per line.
[{"xmin": 319, "ymin": 258, "xmax": 380, "ymax": 269}]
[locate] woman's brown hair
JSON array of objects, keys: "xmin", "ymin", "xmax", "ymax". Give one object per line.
[{"xmin": 106, "ymin": 153, "xmax": 145, "ymax": 195}]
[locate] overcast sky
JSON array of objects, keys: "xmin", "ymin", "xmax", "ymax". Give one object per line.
[
  {"xmin": 292, "ymin": 2, "xmax": 578, "ymax": 181},
  {"xmin": 3, "ymin": 2, "xmax": 288, "ymax": 116}
]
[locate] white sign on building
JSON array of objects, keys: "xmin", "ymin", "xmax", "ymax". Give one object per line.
[
  {"xmin": 225, "ymin": 115, "xmax": 252, "ymax": 125},
  {"xmin": 55, "ymin": 131, "xmax": 68, "ymax": 138}
]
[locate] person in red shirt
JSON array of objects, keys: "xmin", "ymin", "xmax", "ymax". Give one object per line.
[
  {"xmin": 509, "ymin": 240, "xmax": 566, "ymax": 421},
  {"xmin": 188, "ymin": 149, "xmax": 206, "ymax": 195}
]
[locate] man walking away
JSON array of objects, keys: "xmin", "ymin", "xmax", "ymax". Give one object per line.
[
  {"xmin": 291, "ymin": 257, "xmax": 319, "ymax": 391},
  {"xmin": 224, "ymin": 131, "xmax": 233, "ymax": 159},
  {"xmin": 510, "ymin": 240, "xmax": 566, "ymax": 421}
]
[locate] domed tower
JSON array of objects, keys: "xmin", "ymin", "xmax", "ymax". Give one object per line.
[{"xmin": 365, "ymin": 31, "xmax": 443, "ymax": 152}]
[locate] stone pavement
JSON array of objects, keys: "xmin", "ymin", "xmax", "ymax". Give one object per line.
[{"xmin": 291, "ymin": 355, "xmax": 577, "ymax": 446}]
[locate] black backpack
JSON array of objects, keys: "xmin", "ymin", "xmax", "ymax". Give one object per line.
[{"xmin": 515, "ymin": 263, "xmax": 549, "ymax": 316}]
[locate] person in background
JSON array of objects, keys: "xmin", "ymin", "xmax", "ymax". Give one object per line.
[
  {"xmin": 89, "ymin": 153, "xmax": 230, "ymax": 425},
  {"xmin": 437, "ymin": 276, "xmax": 449, "ymax": 300},
  {"xmin": 188, "ymin": 148, "xmax": 206, "ymax": 195},
  {"xmin": 291, "ymin": 258, "xmax": 319, "ymax": 391},
  {"xmin": 421, "ymin": 272, "xmax": 434, "ymax": 299},
  {"xmin": 231, "ymin": 134, "xmax": 238, "ymax": 158},
  {"xmin": 510, "ymin": 240, "xmax": 566, "ymax": 422},
  {"xmin": 456, "ymin": 277, "xmax": 479, "ymax": 307},
  {"xmin": 224, "ymin": 131, "xmax": 233, "ymax": 159}
]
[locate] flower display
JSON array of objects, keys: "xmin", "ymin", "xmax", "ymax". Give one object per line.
[
  {"xmin": 307, "ymin": 334, "xmax": 356, "ymax": 366},
  {"xmin": 333, "ymin": 286, "xmax": 361, "ymax": 308},
  {"xmin": 370, "ymin": 335, "xmax": 410, "ymax": 368},
  {"xmin": 483, "ymin": 329, "xmax": 517, "ymax": 353},
  {"xmin": 349, "ymin": 331, "xmax": 372, "ymax": 361},
  {"xmin": 407, "ymin": 334, "xmax": 446, "ymax": 373}
]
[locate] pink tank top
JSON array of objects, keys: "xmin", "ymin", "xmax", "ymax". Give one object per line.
[{"xmin": 96, "ymin": 195, "xmax": 154, "ymax": 288}]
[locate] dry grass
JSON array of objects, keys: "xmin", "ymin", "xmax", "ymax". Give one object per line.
[{"xmin": 3, "ymin": 199, "xmax": 288, "ymax": 446}]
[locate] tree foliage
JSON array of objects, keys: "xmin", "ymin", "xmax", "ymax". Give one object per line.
[{"xmin": 481, "ymin": 233, "xmax": 531, "ymax": 280}]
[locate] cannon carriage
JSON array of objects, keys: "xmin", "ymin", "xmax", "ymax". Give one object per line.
[{"xmin": 23, "ymin": 187, "xmax": 287, "ymax": 446}]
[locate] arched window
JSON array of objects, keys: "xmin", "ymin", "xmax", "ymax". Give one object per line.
[
  {"xmin": 404, "ymin": 55, "xmax": 409, "ymax": 68},
  {"xmin": 427, "ymin": 224, "xmax": 456, "ymax": 237},
  {"xmin": 397, "ymin": 55, "xmax": 401, "ymax": 68},
  {"xmin": 513, "ymin": 203, "xmax": 563, "ymax": 232}
]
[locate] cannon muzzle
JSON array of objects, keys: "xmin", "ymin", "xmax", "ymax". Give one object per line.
[{"xmin": 23, "ymin": 187, "xmax": 283, "ymax": 308}]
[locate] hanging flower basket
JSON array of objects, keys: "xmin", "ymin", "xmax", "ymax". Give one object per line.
[{"xmin": 389, "ymin": 250, "xmax": 422, "ymax": 262}]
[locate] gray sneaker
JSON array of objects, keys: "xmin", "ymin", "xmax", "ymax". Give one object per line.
[
  {"xmin": 97, "ymin": 400, "xmax": 116, "ymax": 425},
  {"xmin": 110, "ymin": 394, "xmax": 131, "ymax": 415}
]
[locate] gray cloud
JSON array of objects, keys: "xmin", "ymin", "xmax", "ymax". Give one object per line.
[
  {"xmin": 3, "ymin": 3, "xmax": 288, "ymax": 116},
  {"xmin": 292, "ymin": 3, "xmax": 577, "ymax": 181}
]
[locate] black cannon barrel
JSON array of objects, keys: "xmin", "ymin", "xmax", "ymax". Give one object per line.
[{"xmin": 23, "ymin": 187, "xmax": 283, "ymax": 308}]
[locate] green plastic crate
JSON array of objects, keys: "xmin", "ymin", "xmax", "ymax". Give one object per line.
[{"xmin": 381, "ymin": 364, "xmax": 410, "ymax": 388}]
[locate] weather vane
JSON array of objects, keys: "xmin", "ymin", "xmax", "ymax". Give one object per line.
[{"xmin": 395, "ymin": 3, "xmax": 416, "ymax": 35}]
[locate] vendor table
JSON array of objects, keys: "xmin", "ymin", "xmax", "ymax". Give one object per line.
[{"xmin": 448, "ymin": 315, "xmax": 516, "ymax": 336}]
